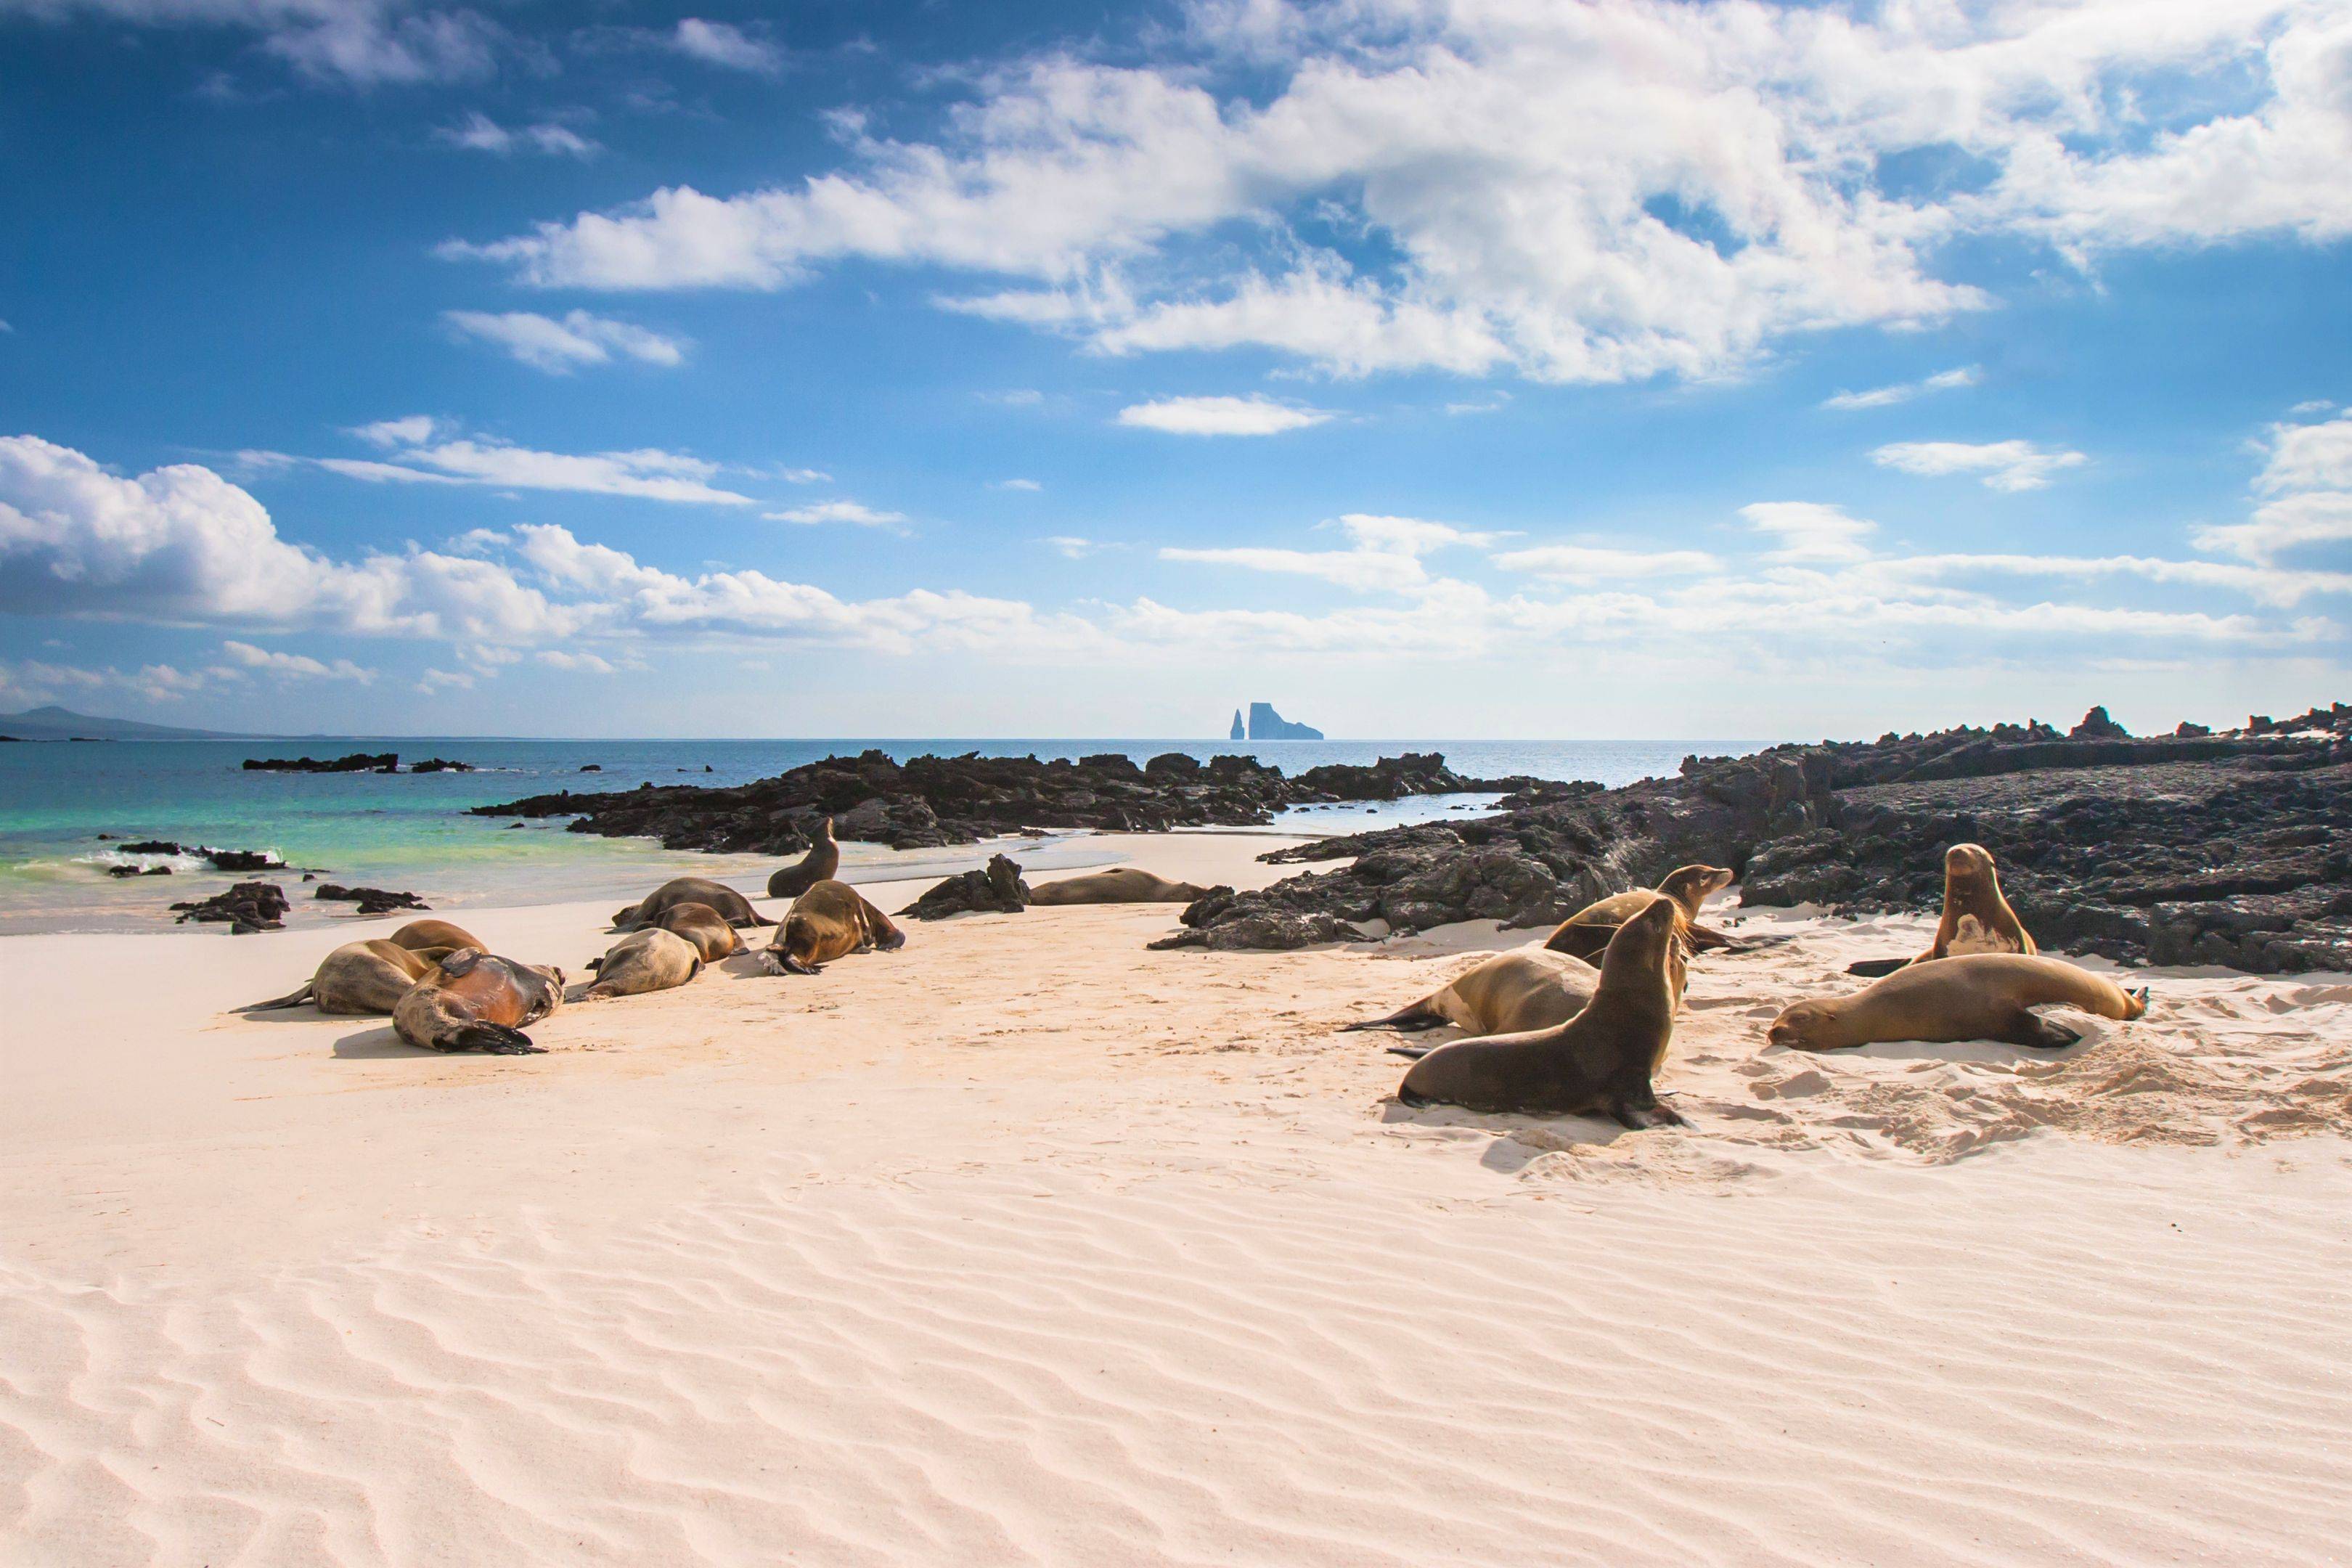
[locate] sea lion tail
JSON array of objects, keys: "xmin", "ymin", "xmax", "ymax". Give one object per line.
[
  {"xmin": 1385, "ymin": 1043, "xmax": 1437, "ymax": 1060},
  {"xmin": 1342, "ymin": 1000, "xmax": 1445, "ymax": 1033},
  {"xmin": 584, "ymin": 956, "xmax": 605, "ymax": 973},
  {"xmin": 740, "ymin": 909, "xmax": 780, "ymax": 928},
  {"xmin": 446, "ymin": 1023, "xmax": 544, "ymax": 1055},
  {"xmin": 244, "ymin": 981, "xmax": 315, "ymax": 1012},
  {"xmin": 1845, "ymin": 957, "xmax": 1911, "ymax": 979},
  {"xmin": 2123, "ymin": 985, "xmax": 2150, "ymax": 1021}
]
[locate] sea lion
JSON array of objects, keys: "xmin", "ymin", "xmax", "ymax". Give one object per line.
[
  {"xmin": 245, "ymin": 938, "xmax": 446, "ymax": 1014},
  {"xmin": 1771, "ymin": 954, "xmax": 2148, "ymax": 1053},
  {"xmin": 613, "ymin": 876, "xmax": 775, "ymax": 932},
  {"xmin": 1543, "ymin": 865, "xmax": 1737, "ymax": 962},
  {"xmin": 1028, "ymin": 867, "xmax": 1214, "ymax": 906},
  {"xmin": 1344, "ymin": 949, "xmax": 1598, "ymax": 1041},
  {"xmin": 1847, "ymin": 844, "xmax": 2038, "ymax": 977},
  {"xmin": 387, "ymin": 918, "xmax": 486, "ymax": 954},
  {"xmin": 767, "ymin": 817, "xmax": 841, "ymax": 901},
  {"xmin": 1395, "ymin": 894, "xmax": 1684, "ymax": 1127},
  {"xmin": 392, "ymin": 949, "xmax": 565, "ymax": 1054},
  {"xmin": 759, "ymin": 879, "xmax": 906, "ymax": 975},
  {"xmin": 649, "ymin": 900, "xmax": 744, "ymax": 961},
  {"xmin": 582, "ymin": 928, "xmax": 703, "ymax": 1000}
]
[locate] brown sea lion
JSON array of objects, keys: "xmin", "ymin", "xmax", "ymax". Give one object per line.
[
  {"xmin": 1395, "ymin": 894, "xmax": 1684, "ymax": 1127},
  {"xmin": 613, "ymin": 876, "xmax": 774, "ymax": 932},
  {"xmin": 245, "ymin": 938, "xmax": 446, "ymax": 1014},
  {"xmin": 388, "ymin": 918, "xmax": 486, "ymax": 954},
  {"xmin": 393, "ymin": 949, "xmax": 565, "ymax": 1054},
  {"xmin": 650, "ymin": 900, "xmax": 744, "ymax": 961},
  {"xmin": 759, "ymin": 878, "xmax": 906, "ymax": 976},
  {"xmin": 1344, "ymin": 949, "xmax": 1598, "ymax": 1040},
  {"xmin": 1847, "ymin": 843, "xmax": 2038, "ymax": 977},
  {"xmin": 1543, "ymin": 864, "xmax": 1736, "ymax": 961},
  {"xmin": 767, "ymin": 817, "xmax": 840, "ymax": 901},
  {"xmin": 1771, "ymin": 954, "xmax": 2148, "ymax": 1053},
  {"xmin": 1028, "ymin": 867, "xmax": 1214, "ymax": 906},
  {"xmin": 582, "ymin": 928, "xmax": 703, "ymax": 1000}
]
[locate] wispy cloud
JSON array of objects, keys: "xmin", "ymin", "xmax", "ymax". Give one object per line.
[
  {"xmin": 668, "ymin": 17, "xmax": 780, "ymax": 73},
  {"xmin": 444, "ymin": 309, "xmax": 686, "ymax": 373},
  {"xmin": 436, "ymin": 112, "xmax": 598, "ymax": 159},
  {"xmin": 1117, "ymin": 395, "xmax": 1332, "ymax": 436},
  {"xmin": 1872, "ymin": 440, "xmax": 2088, "ymax": 492},
  {"xmin": 1822, "ymin": 367, "xmax": 1980, "ymax": 412},
  {"xmin": 764, "ymin": 499, "xmax": 909, "ymax": 527}
]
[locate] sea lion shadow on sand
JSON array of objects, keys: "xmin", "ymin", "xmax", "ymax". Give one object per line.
[
  {"xmin": 328, "ymin": 1023, "xmax": 438, "ymax": 1058},
  {"xmin": 1376, "ymin": 1098, "xmax": 1638, "ymax": 1167},
  {"xmin": 1779, "ymin": 1013, "xmax": 2110, "ymax": 1066}
]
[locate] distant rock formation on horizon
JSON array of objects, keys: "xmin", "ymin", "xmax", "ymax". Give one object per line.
[
  {"xmin": 1246, "ymin": 702, "xmax": 1323, "ymax": 740},
  {"xmin": 1230, "ymin": 709, "xmax": 1246, "ymax": 740}
]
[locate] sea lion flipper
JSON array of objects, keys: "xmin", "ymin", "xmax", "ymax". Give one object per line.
[
  {"xmin": 1386, "ymin": 1044, "xmax": 1437, "ymax": 1060},
  {"xmin": 2002, "ymin": 1010, "xmax": 2081, "ymax": 1051},
  {"xmin": 446, "ymin": 1023, "xmax": 543, "ymax": 1055},
  {"xmin": 438, "ymin": 947, "xmax": 482, "ymax": 977},
  {"xmin": 1844, "ymin": 956, "xmax": 1911, "ymax": 979},
  {"xmin": 1342, "ymin": 1002, "xmax": 1445, "ymax": 1032},
  {"xmin": 245, "ymin": 981, "xmax": 315, "ymax": 1011},
  {"xmin": 1683, "ymin": 921, "xmax": 1741, "ymax": 952}
]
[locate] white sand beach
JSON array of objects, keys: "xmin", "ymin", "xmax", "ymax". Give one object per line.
[{"xmin": 4, "ymin": 832, "xmax": 2351, "ymax": 1566}]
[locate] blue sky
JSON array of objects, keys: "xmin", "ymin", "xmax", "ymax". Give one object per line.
[{"xmin": 2, "ymin": 0, "xmax": 2348, "ymax": 740}]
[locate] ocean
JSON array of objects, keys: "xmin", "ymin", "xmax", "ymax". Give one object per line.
[{"xmin": 0, "ymin": 738, "xmax": 1760, "ymax": 934}]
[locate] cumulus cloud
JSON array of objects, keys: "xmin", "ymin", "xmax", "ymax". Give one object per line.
[
  {"xmin": 1872, "ymin": 440, "xmax": 2089, "ymax": 492},
  {"xmin": 534, "ymin": 649, "xmax": 617, "ymax": 674},
  {"xmin": 0, "ymin": 656, "xmax": 229, "ymax": 706},
  {"xmin": 221, "ymin": 639, "xmax": 375, "ymax": 681},
  {"xmin": 763, "ymin": 499, "xmax": 909, "ymax": 527},
  {"xmin": 2196, "ymin": 413, "xmax": 2352, "ymax": 563},
  {"xmin": 668, "ymin": 17, "xmax": 779, "ymax": 73},
  {"xmin": 1116, "ymin": 395, "xmax": 1331, "ymax": 436},
  {"xmin": 1740, "ymin": 502, "xmax": 1877, "ymax": 563},
  {"xmin": 436, "ymin": 112, "xmax": 598, "ymax": 158},
  {"xmin": 1822, "ymin": 367, "xmax": 1980, "ymax": 412},
  {"xmin": 443, "ymin": 309, "xmax": 687, "ymax": 373}
]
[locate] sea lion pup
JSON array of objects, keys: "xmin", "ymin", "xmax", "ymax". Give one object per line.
[
  {"xmin": 1771, "ymin": 954, "xmax": 2148, "ymax": 1053},
  {"xmin": 1543, "ymin": 864, "xmax": 1737, "ymax": 962},
  {"xmin": 1395, "ymin": 895, "xmax": 1685, "ymax": 1128},
  {"xmin": 393, "ymin": 949, "xmax": 565, "ymax": 1054},
  {"xmin": 767, "ymin": 817, "xmax": 840, "ymax": 901},
  {"xmin": 1345, "ymin": 949, "xmax": 1598, "ymax": 1041},
  {"xmin": 245, "ymin": 938, "xmax": 444, "ymax": 1014},
  {"xmin": 612, "ymin": 876, "xmax": 775, "ymax": 932},
  {"xmin": 581, "ymin": 928, "xmax": 703, "ymax": 1001},
  {"xmin": 649, "ymin": 900, "xmax": 744, "ymax": 961},
  {"xmin": 388, "ymin": 918, "xmax": 485, "ymax": 953},
  {"xmin": 1846, "ymin": 843, "xmax": 2038, "ymax": 978},
  {"xmin": 1028, "ymin": 867, "xmax": 1213, "ymax": 906},
  {"xmin": 759, "ymin": 878, "xmax": 906, "ymax": 976}
]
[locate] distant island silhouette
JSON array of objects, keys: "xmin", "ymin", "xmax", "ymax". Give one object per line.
[{"xmin": 1233, "ymin": 702, "xmax": 1323, "ymax": 740}]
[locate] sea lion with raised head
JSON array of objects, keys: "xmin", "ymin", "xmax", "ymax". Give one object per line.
[
  {"xmin": 1028, "ymin": 867, "xmax": 1215, "ymax": 906},
  {"xmin": 1345, "ymin": 949, "xmax": 1598, "ymax": 1041},
  {"xmin": 387, "ymin": 918, "xmax": 486, "ymax": 954},
  {"xmin": 759, "ymin": 878, "xmax": 906, "ymax": 975},
  {"xmin": 1847, "ymin": 843, "xmax": 2038, "ymax": 978},
  {"xmin": 650, "ymin": 900, "xmax": 744, "ymax": 961},
  {"xmin": 245, "ymin": 938, "xmax": 446, "ymax": 1014},
  {"xmin": 1395, "ymin": 894, "xmax": 1684, "ymax": 1127},
  {"xmin": 767, "ymin": 817, "xmax": 840, "ymax": 901},
  {"xmin": 1543, "ymin": 864, "xmax": 1736, "ymax": 961},
  {"xmin": 613, "ymin": 876, "xmax": 774, "ymax": 932},
  {"xmin": 393, "ymin": 949, "xmax": 565, "ymax": 1053},
  {"xmin": 582, "ymin": 927, "xmax": 703, "ymax": 1000},
  {"xmin": 1771, "ymin": 953, "xmax": 2147, "ymax": 1053}
]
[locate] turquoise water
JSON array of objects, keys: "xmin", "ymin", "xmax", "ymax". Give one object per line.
[{"xmin": 0, "ymin": 738, "xmax": 1757, "ymax": 933}]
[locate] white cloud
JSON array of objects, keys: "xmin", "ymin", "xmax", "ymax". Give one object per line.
[
  {"xmin": 764, "ymin": 499, "xmax": 909, "ymax": 527},
  {"xmin": 1740, "ymin": 502, "xmax": 1877, "ymax": 563},
  {"xmin": 443, "ymin": 309, "xmax": 687, "ymax": 373},
  {"xmin": 418, "ymin": 666, "xmax": 476, "ymax": 693},
  {"xmin": 0, "ymin": 657, "xmax": 229, "ymax": 706},
  {"xmin": 992, "ymin": 478, "xmax": 1042, "ymax": 491},
  {"xmin": 1490, "ymin": 544, "xmax": 1718, "ymax": 580},
  {"xmin": 2253, "ymin": 412, "xmax": 2352, "ymax": 494},
  {"xmin": 1116, "ymin": 395, "xmax": 1331, "ymax": 436},
  {"xmin": 669, "ymin": 17, "xmax": 780, "ymax": 73},
  {"xmin": 1042, "ymin": 535, "xmax": 1098, "ymax": 558},
  {"xmin": 221, "ymin": 639, "xmax": 375, "ymax": 682},
  {"xmin": 1822, "ymin": 367, "xmax": 1981, "ymax": 412},
  {"xmin": 2287, "ymin": 399, "xmax": 2335, "ymax": 416},
  {"xmin": 534, "ymin": 649, "xmax": 617, "ymax": 674},
  {"xmin": 777, "ymin": 467, "xmax": 831, "ymax": 484},
  {"xmin": 1160, "ymin": 512, "xmax": 1493, "ymax": 592},
  {"xmin": 350, "ymin": 415, "xmax": 438, "ymax": 448},
  {"xmin": 11, "ymin": 1, "xmax": 516, "ymax": 86},
  {"xmin": 2196, "ymin": 414, "xmax": 2352, "ymax": 562},
  {"xmin": 317, "ymin": 426, "xmax": 754, "ymax": 505},
  {"xmin": 1872, "ymin": 440, "xmax": 2088, "ymax": 493},
  {"xmin": 436, "ymin": 112, "xmax": 598, "ymax": 159}
]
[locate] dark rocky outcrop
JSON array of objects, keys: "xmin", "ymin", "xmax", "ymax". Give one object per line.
[
  {"xmin": 409, "ymin": 758, "xmax": 475, "ymax": 773},
  {"xmin": 202, "ymin": 848, "xmax": 289, "ymax": 873},
  {"xmin": 107, "ymin": 864, "xmax": 171, "ymax": 878},
  {"xmin": 899, "ymin": 854, "xmax": 1030, "ymax": 919},
  {"xmin": 244, "ymin": 753, "xmax": 399, "ymax": 773},
  {"xmin": 172, "ymin": 881, "xmax": 290, "ymax": 932},
  {"xmin": 314, "ymin": 884, "xmax": 431, "ymax": 914}
]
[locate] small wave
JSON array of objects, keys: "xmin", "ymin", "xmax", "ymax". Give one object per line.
[{"xmin": 74, "ymin": 848, "xmax": 209, "ymax": 875}]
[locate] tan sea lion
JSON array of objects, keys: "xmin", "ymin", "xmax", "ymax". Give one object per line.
[
  {"xmin": 1845, "ymin": 844, "xmax": 2038, "ymax": 977},
  {"xmin": 1771, "ymin": 954, "xmax": 2148, "ymax": 1053},
  {"xmin": 245, "ymin": 938, "xmax": 447, "ymax": 1014},
  {"xmin": 1344, "ymin": 949, "xmax": 1598, "ymax": 1039},
  {"xmin": 759, "ymin": 878, "xmax": 906, "ymax": 975},
  {"xmin": 1543, "ymin": 865, "xmax": 1736, "ymax": 961},
  {"xmin": 582, "ymin": 928, "xmax": 703, "ymax": 1000},
  {"xmin": 767, "ymin": 817, "xmax": 840, "ymax": 901},
  {"xmin": 1028, "ymin": 867, "xmax": 1214, "ymax": 906},
  {"xmin": 393, "ymin": 949, "xmax": 565, "ymax": 1054},
  {"xmin": 1395, "ymin": 894, "xmax": 1684, "ymax": 1127},
  {"xmin": 613, "ymin": 876, "xmax": 774, "ymax": 932},
  {"xmin": 650, "ymin": 900, "xmax": 744, "ymax": 961},
  {"xmin": 388, "ymin": 918, "xmax": 486, "ymax": 953}
]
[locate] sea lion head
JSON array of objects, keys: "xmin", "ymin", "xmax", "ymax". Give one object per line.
[
  {"xmin": 1597, "ymin": 891, "xmax": 1681, "ymax": 994},
  {"xmin": 772, "ymin": 912, "xmax": 825, "ymax": 975},
  {"xmin": 1767, "ymin": 997, "xmax": 1850, "ymax": 1052},
  {"xmin": 1944, "ymin": 842, "xmax": 1998, "ymax": 887},
  {"xmin": 611, "ymin": 902, "xmax": 642, "ymax": 930},
  {"xmin": 818, "ymin": 816, "xmax": 836, "ymax": 841},
  {"xmin": 1658, "ymin": 863, "xmax": 1733, "ymax": 915}
]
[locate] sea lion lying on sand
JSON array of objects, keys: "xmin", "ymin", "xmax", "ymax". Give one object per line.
[
  {"xmin": 1847, "ymin": 843, "xmax": 2038, "ymax": 978},
  {"xmin": 1028, "ymin": 867, "xmax": 1214, "ymax": 906},
  {"xmin": 1543, "ymin": 864, "xmax": 1737, "ymax": 962},
  {"xmin": 393, "ymin": 949, "xmax": 565, "ymax": 1053},
  {"xmin": 767, "ymin": 817, "xmax": 840, "ymax": 901},
  {"xmin": 583, "ymin": 928, "xmax": 702, "ymax": 1000},
  {"xmin": 759, "ymin": 879, "xmax": 906, "ymax": 976},
  {"xmin": 246, "ymin": 938, "xmax": 451, "ymax": 1014},
  {"xmin": 649, "ymin": 900, "xmax": 744, "ymax": 961},
  {"xmin": 388, "ymin": 918, "xmax": 486, "ymax": 953},
  {"xmin": 1772, "ymin": 953, "xmax": 2147, "ymax": 1053},
  {"xmin": 1395, "ymin": 894, "xmax": 1684, "ymax": 1127},
  {"xmin": 1345, "ymin": 949, "xmax": 1598, "ymax": 1042},
  {"xmin": 613, "ymin": 876, "xmax": 773, "ymax": 932}
]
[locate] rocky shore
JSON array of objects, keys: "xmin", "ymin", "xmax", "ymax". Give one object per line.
[
  {"xmin": 1159, "ymin": 705, "xmax": 2352, "ymax": 973},
  {"xmin": 473, "ymin": 749, "xmax": 1530, "ymax": 852}
]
